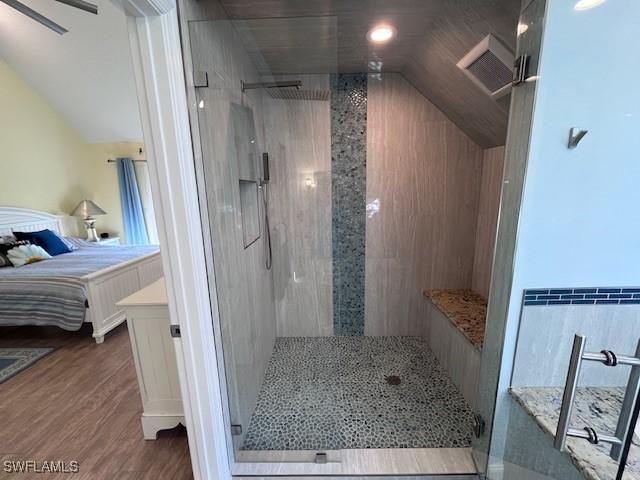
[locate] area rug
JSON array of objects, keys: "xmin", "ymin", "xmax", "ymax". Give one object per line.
[{"xmin": 0, "ymin": 348, "xmax": 54, "ymax": 384}]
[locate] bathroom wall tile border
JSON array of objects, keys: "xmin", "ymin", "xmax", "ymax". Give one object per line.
[{"xmin": 523, "ymin": 287, "xmax": 640, "ymax": 306}]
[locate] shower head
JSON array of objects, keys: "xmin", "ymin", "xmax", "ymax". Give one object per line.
[
  {"xmin": 241, "ymin": 80, "xmax": 302, "ymax": 92},
  {"xmin": 241, "ymin": 80, "xmax": 329, "ymax": 101},
  {"xmin": 265, "ymin": 88, "xmax": 329, "ymax": 101}
]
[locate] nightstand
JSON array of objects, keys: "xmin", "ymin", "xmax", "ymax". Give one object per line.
[{"xmin": 97, "ymin": 237, "xmax": 120, "ymax": 246}]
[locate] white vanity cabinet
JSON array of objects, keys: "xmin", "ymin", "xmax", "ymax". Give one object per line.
[{"xmin": 117, "ymin": 278, "xmax": 184, "ymax": 439}]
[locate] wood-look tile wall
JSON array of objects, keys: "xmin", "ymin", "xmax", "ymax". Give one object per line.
[
  {"xmin": 269, "ymin": 72, "xmax": 492, "ymax": 337},
  {"xmin": 364, "ymin": 73, "xmax": 484, "ymax": 336},
  {"xmin": 513, "ymin": 303, "xmax": 640, "ymax": 388},
  {"xmin": 422, "ymin": 300, "xmax": 482, "ymax": 410},
  {"xmin": 263, "ymin": 75, "xmax": 333, "ymax": 337},
  {"xmin": 472, "ymin": 146, "xmax": 505, "ymax": 299}
]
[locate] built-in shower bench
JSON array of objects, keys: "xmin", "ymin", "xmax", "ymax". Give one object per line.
[{"xmin": 422, "ymin": 289, "xmax": 487, "ymax": 410}]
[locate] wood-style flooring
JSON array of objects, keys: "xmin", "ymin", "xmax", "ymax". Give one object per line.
[{"xmin": 0, "ymin": 323, "xmax": 192, "ymax": 479}]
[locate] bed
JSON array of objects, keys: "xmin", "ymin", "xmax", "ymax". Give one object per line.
[{"xmin": 0, "ymin": 207, "xmax": 163, "ymax": 343}]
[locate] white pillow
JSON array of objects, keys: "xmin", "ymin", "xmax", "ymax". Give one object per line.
[{"xmin": 7, "ymin": 244, "xmax": 51, "ymax": 267}]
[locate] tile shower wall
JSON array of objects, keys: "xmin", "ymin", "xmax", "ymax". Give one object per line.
[
  {"xmin": 331, "ymin": 73, "xmax": 368, "ymax": 336},
  {"xmin": 269, "ymin": 74, "xmax": 486, "ymax": 338},
  {"xmin": 472, "ymin": 146, "xmax": 505, "ymax": 299},
  {"xmin": 365, "ymin": 73, "xmax": 484, "ymax": 336},
  {"xmin": 512, "ymin": 288, "xmax": 640, "ymax": 388},
  {"xmin": 264, "ymin": 74, "xmax": 333, "ymax": 337}
]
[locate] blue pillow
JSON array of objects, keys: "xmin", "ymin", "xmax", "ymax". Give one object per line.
[{"xmin": 14, "ymin": 229, "xmax": 73, "ymax": 256}]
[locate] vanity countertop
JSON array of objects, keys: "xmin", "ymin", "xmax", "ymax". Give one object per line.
[
  {"xmin": 511, "ymin": 386, "xmax": 640, "ymax": 480},
  {"xmin": 117, "ymin": 277, "xmax": 167, "ymax": 307}
]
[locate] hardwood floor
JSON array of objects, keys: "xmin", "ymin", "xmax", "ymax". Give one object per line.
[{"xmin": 0, "ymin": 323, "xmax": 193, "ymax": 479}]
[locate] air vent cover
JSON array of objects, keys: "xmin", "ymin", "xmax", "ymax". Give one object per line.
[{"xmin": 457, "ymin": 35, "xmax": 514, "ymax": 99}]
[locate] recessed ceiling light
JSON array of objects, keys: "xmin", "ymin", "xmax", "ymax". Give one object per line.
[
  {"xmin": 575, "ymin": 0, "xmax": 606, "ymax": 11},
  {"xmin": 367, "ymin": 25, "xmax": 396, "ymax": 44},
  {"xmin": 517, "ymin": 23, "xmax": 529, "ymax": 35}
]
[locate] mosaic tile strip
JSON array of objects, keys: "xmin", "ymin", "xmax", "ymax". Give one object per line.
[
  {"xmin": 242, "ymin": 336, "xmax": 474, "ymax": 450},
  {"xmin": 524, "ymin": 287, "xmax": 640, "ymax": 306},
  {"xmin": 331, "ymin": 73, "xmax": 367, "ymax": 336}
]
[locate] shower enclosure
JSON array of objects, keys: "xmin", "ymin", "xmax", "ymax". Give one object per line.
[
  {"xmin": 176, "ymin": 0, "xmax": 640, "ymax": 478},
  {"xmin": 186, "ymin": 11, "xmax": 482, "ymax": 471}
]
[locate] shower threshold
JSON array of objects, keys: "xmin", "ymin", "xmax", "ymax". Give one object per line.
[{"xmin": 232, "ymin": 447, "xmax": 477, "ymax": 476}]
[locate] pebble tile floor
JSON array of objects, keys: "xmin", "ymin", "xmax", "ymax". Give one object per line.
[{"xmin": 242, "ymin": 336, "xmax": 474, "ymax": 450}]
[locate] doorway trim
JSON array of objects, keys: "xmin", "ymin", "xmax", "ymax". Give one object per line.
[{"xmin": 118, "ymin": 0, "xmax": 231, "ymax": 478}]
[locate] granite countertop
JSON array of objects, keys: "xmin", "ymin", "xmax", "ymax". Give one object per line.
[
  {"xmin": 511, "ymin": 387, "xmax": 640, "ymax": 480},
  {"xmin": 423, "ymin": 289, "xmax": 487, "ymax": 349}
]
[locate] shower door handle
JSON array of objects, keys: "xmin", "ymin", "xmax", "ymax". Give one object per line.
[
  {"xmin": 554, "ymin": 335, "xmax": 586, "ymax": 452},
  {"xmin": 554, "ymin": 334, "xmax": 640, "ymax": 459}
]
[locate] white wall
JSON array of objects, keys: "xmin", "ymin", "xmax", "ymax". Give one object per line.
[
  {"xmin": 490, "ymin": 0, "xmax": 640, "ymax": 473},
  {"xmin": 0, "ymin": 0, "xmax": 142, "ymax": 143},
  {"xmin": 0, "ymin": 59, "xmax": 140, "ymax": 239},
  {"xmin": 513, "ymin": 0, "xmax": 640, "ymax": 289}
]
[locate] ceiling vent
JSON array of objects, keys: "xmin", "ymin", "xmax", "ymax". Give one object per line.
[{"xmin": 457, "ymin": 35, "xmax": 514, "ymax": 100}]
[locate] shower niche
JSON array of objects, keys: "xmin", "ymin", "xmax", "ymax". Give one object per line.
[
  {"xmin": 231, "ymin": 103, "xmax": 262, "ymax": 248},
  {"xmin": 239, "ymin": 179, "xmax": 260, "ymax": 248}
]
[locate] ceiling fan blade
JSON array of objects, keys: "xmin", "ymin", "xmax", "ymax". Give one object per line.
[
  {"xmin": 0, "ymin": 0, "xmax": 68, "ymax": 34},
  {"xmin": 53, "ymin": 0, "xmax": 98, "ymax": 15}
]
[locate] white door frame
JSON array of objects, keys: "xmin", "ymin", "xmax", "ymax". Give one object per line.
[{"xmin": 117, "ymin": 0, "xmax": 231, "ymax": 478}]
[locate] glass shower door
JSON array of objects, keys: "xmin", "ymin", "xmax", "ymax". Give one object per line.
[
  {"xmin": 187, "ymin": 15, "xmax": 338, "ymax": 464},
  {"xmin": 188, "ymin": 18, "xmax": 277, "ymax": 459}
]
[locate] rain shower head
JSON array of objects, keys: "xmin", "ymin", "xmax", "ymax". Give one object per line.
[
  {"xmin": 241, "ymin": 80, "xmax": 329, "ymax": 101},
  {"xmin": 241, "ymin": 80, "xmax": 302, "ymax": 92},
  {"xmin": 266, "ymin": 87, "xmax": 329, "ymax": 101}
]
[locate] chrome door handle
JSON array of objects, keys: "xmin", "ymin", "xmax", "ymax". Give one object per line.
[
  {"xmin": 554, "ymin": 335, "xmax": 586, "ymax": 451},
  {"xmin": 554, "ymin": 334, "xmax": 640, "ymax": 460}
]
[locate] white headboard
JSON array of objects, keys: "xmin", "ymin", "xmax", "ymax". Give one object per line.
[{"xmin": 0, "ymin": 207, "xmax": 66, "ymax": 237}]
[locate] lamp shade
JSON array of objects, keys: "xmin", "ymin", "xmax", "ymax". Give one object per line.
[{"xmin": 71, "ymin": 199, "xmax": 107, "ymax": 218}]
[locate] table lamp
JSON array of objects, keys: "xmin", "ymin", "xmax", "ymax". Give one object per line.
[{"xmin": 71, "ymin": 200, "xmax": 107, "ymax": 241}]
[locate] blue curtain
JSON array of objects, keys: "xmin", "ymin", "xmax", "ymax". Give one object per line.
[{"xmin": 116, "ymin": 158, "xmax": 149, "ymax": 245}]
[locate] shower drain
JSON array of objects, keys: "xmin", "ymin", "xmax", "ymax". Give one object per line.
[{"xmin": 385, "ymin": 375, "xmax": 401, "ymax": 385}]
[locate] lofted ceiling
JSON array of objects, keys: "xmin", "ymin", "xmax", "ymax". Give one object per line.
[
  {"xmin": 0, "ymin": 0, "xmax": 142, "ymax": 143},
  {"xmin": 218, "ymin": 0, "xmax": 521, "ymax": 148}
]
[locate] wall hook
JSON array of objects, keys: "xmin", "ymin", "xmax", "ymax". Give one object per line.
[{"xmin": 568, "ymin": 127, "xmax": 588, "ymax": 149}]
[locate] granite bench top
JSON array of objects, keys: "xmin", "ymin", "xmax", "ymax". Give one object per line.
[
  {"xmin": 423, "ymin": 289, "xmax": 487, "ymax": 350},
  {"xmin": 511, "ymin": 386, "xmax": 640, "ymax": 480}
]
